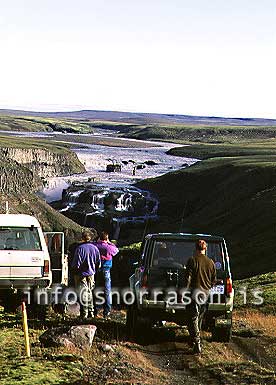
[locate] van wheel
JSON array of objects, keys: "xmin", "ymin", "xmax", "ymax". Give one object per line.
[
  {"xmin": 212, "ymin": 326, "xmax": 232, "ymax": 342},
  {"xmin": 3, "ymin": 300, "xmax": 18, "ymax": 313},
  {"xmin": 3, "ymin": 293, "xmax": 20, "ymax": 313},
  {"xmin": 30, "ymin": 304, "xmax": 52, "ymax": 321}
]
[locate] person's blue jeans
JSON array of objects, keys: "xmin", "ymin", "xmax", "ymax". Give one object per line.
[
  {"xmin": 95, "ymin": 268, "xmax": 112, "ymax": 316},
  {"xmin": 103, "ymin": 269, "xmax": 112, "ymax": 316}
]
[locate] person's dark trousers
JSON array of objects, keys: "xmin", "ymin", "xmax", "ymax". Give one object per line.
[{"xmin": 187, "ymin": 292, "xmax": 209, "ymax": 344}]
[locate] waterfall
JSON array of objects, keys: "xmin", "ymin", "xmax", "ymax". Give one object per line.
[
  {"xmin": 92, "ymin": 192, "xmax": 106, "ymax": 210},
  {"xmin": 60, "ymin": 183, "xmax": 159, "ymax": 235}
]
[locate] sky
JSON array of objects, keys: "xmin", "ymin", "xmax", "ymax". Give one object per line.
[{"xmin": 0, "ymin": 0, "xmax": 275, "ymax": 118}]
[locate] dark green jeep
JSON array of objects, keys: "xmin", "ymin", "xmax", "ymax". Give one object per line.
[{"xmin": 126, "ymin": 233, "xmax": 233, "ymax": 342}]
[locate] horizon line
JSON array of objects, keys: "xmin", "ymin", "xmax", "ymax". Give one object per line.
[{"xmin": 0, "ymin": 107, "xmax": 275, "ymax": 122}]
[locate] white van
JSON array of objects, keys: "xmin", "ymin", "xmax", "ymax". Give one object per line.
[
  {"xmin": 0, "ymin": 214, "xmax": 52, "ymax": 290},
  {"xmin": 0, "ymin": 214, "xmax": 68, "ymax": 311}
]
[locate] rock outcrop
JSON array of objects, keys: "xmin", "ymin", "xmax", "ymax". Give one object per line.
[
  {"xmin": 0, "ymin": 153, "xmax": 41, "ymax": 193},
  {"xmin": 0, "ymin": 147, "xmax": 85, "ymax": 178}
]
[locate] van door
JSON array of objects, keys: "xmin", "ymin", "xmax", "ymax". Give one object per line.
[{"xmin": 44, "ymin": 232, "xmax": 68, "ymax": 286}]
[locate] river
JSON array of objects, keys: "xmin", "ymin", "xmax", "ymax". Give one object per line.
[{"xmin": 38, "ymin": 132, "xmax": 198, "ymax": 202}]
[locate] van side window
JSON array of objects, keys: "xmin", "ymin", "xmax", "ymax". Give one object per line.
[{"xmin": 0, "ymin": 227, "xmax": 42, "ymax": 251}]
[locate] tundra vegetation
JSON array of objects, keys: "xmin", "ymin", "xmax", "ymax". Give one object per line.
[
  {"xmin": 0, "ymin": 113, "xmax": 276, "ymax": 383},
  {"xmin": 0, "ymin": 272, "xmax": 275, "ymax": 385}
]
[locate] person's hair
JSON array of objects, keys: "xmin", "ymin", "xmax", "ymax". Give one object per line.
[
  {"xmin": 82, "ymin": 229, "xmax": 98, "ymax": 242},
  {"xmin": 100, "ymin": 231, "xmax": 109, "ymax": 241},
  {"xmin": 195, "ymin": 239, "xmax": 207, "ymax": 251}
]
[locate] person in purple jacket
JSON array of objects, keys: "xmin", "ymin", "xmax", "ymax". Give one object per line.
[
  {"xmin": 94, "ymin": 231, "xmax": 119, "ymax": 318},
  {"xmin": 71, "ymin": 230, "xmax": 101, "ymax": 319}
]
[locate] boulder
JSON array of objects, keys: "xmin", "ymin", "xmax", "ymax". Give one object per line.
[
  {"xmin": 144, "ymin": 160, "xmax": 158, "ymax": 166},
  {"xmin": 136, "ymin": 164, "xmax": 146, "ymax": 170},
  {"xmin": 40, "ymin": 324, "xmax": 97, "ymax": 349}
]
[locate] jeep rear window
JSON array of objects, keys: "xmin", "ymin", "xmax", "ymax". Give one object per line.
[
  {"xmin": 0, "ymin": 227, "xmax": 42, "ymax": 251},
  {"xmin": 151, "ymin": 240, "xmax": 223, "ymax": 269}
]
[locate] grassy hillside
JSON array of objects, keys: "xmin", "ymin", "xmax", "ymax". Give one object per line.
[
  {"xmin": 0, "ymin": 115, "xmax": 94, "ymax": 134},
  {"xmin": 117, "ymin": 124, "xmax": 276, "ymax": 143},
  {"xmin": 0, "ymin": 193, "xmax": 83, "ymax": 247},
  {"xmin": 3, "ymin": 113, "xmax": 276, "ymax": 145},
  {"xmin": 0, "ymin": 135, "xmax": 75, "ymax": 153},
  {"xmin": 137, "ymin": 155, "xmax": 276, "ymax": 279},
  {"xmin": 167, "ymin": 141, "xmax": 276, "ymax": 159}
]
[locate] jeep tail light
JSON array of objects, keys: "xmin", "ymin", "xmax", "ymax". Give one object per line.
[
  {"xmin": 226, "ymin": 277, "xmax": 232, "ymax": 296},
  {"xmin": 43, "ymin": 260, "xmax": 50, "ymax": 276},
  {"xmin": 142, "ymin": 273, "xmax": 148, "ymax": 288}
]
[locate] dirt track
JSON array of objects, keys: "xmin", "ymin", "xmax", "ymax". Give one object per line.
[{"xmin": 80, "ymin": 311, "xmax": 276, "ymax": 385}]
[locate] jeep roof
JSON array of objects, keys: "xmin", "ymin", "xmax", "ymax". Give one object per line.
[{"xmin": 144, "ymin": 233, "xmax": 225, "ymax": 242}]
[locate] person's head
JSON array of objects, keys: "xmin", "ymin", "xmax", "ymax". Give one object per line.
[
  {"xmin": 81, "ymin": 229, "xmax": 98, "ymax": 243},
  {"xmin": 195, "ymin": 239, "xmax": 207, "ymax": 253},
  {"xmin": 99, "ymin": 231, "xmax": 109, "ymax": 241}
]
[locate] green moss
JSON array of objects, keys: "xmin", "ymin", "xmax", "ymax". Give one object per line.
[{"xmin": 0, "ymin": 326, "xmax": 84, "ymax": 385}]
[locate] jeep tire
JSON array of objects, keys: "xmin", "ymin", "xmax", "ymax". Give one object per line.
[
  {"xmin": 212, "ymin": 325, "xmax": 232, "ymax": 342},
  {"xmin": 126, "ymin": 303, "xmax": 152, "ymax": 342}
]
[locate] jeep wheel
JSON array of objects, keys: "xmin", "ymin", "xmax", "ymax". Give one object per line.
[
  {"xmin": 126, "ymin": 303, "xmax": 139, "ymax": 338},
  {"xmin": 126, "ymin": 304, "xmax": 152, "ymax": 342},
  {"xmin": 212, "ymin": 326, "xmax": 232, "ymax": 342}
]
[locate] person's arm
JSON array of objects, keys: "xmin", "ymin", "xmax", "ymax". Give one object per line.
[
  {"xmin": 71, "ymin": 246, "xmax": 82, "ymax": 272},
  {"xmin": 108, "ymin": 242, "xmax": 119, "ymax": 257},
  {"xmin": 183, "ymin": 257, "xmax": 194, "ymax": 288}
]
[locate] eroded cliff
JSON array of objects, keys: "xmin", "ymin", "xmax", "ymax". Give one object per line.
[
  {"xmin": 0, "ymin": 147, "xmax": 85, "ymax": 178},
  {"xmin": 0, "ymin": 153, "xmax": 41, "ymax": 193}
]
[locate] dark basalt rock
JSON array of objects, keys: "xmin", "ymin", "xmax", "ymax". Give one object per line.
[{"xmin": 144, "ymin": 160, "xmax": 158, "ymax": 166}]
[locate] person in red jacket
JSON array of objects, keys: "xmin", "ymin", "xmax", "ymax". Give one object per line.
[{"xmin": 94, "ymin": 231, "xmax": 119, "ymax": 318}]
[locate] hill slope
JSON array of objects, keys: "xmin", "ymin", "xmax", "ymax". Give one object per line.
[
  {"xmin": 137, "ymin": 156, "xmax": 276, "ymax": 279},
  {"xmin": 1, "ymin": 108, "xmax": 276, "ymax": 126}
]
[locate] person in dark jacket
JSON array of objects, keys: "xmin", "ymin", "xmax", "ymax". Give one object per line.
[
  {"xmin": 71, "ymin": 230, "xmax": 101, "ymax": 319},
  {"xmin": 183, "ymin": 239, "xmax": 216, "ymax": 354},
  {"xmin": 94, "ymin": 231, "xmax": 119, "ymax": 318}
]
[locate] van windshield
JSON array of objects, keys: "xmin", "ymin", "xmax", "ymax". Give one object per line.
[
  {"xmin": 0, "ymin": 227, "xmax": 42, "ymax": 251},
  {"xmin": 151, "ymin": 240, "xmax": 224, "ymax": 270}
]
